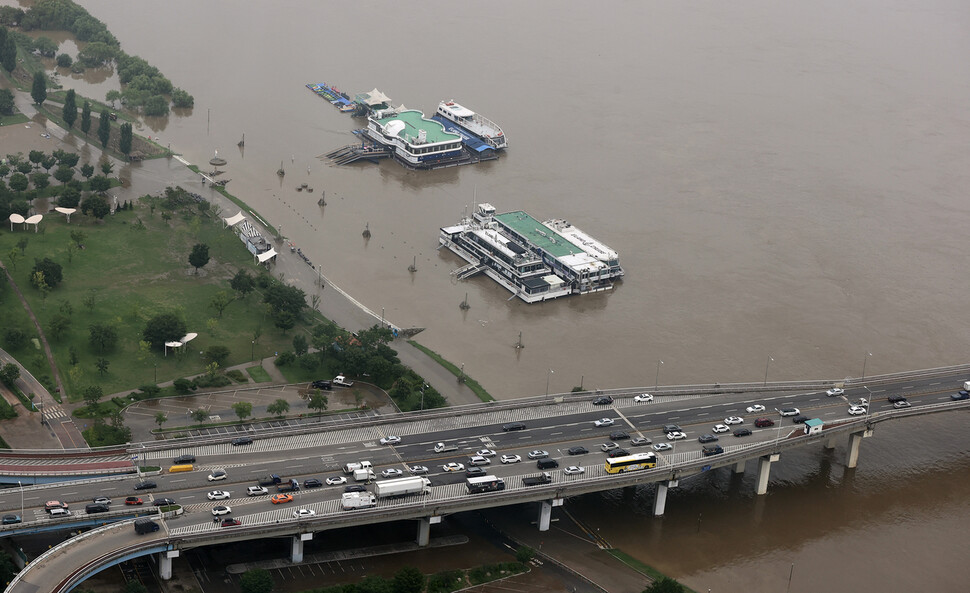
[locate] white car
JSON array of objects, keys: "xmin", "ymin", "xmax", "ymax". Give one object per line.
[
  {"xmin": 563, "ymin": 466, "xmax": 585, "ymax": 475},
  {"xmin": 442, "ymin": 462, "xmax": 465, "ymax": 472},
  {"xmin": 827, "ymin": 388, "xmax": 845, "ymax": 397},
  {"xmin": 600, "ymin": 442, "xmax": 619, "ymax": 452},
  {"xmin": 379, "ymin": 436, "xmax": 401, "ymax": 445},
  {"xmin": 409, "ymin": 465, "xmax": 429, "ymax": 474},
  {"xmin": 207, "ymin": 490, "xmax": 230, "ymax": 501},
  {"xmin": 848, "ymin": 405, "xmax": 867, "ymax": 415},
  {"xmin": 293, "ymin": 509, "xmax": 316, "ymax": 518},
  {"xmin": 325, "ymin": 476, "xmax": 347, "ymax": 485},
  {"xmin": 593, "ymin": 418, "xmax": 615, "ymax": 427},
  {"xmin": 712, "ymin": 424, "xmax": 730, "ymax": 433},
  {"xmin": 634, "ymin": 393, "xmax": 654, "ymax": 403},
  {"xmin": 724, "ymin": 416, "xmax": 744, "ymax": 425},
  {"xmin": 500, "ymin": 454, "xmax": 521, "ymax": 464},
  {"xmin": 207, "ymin": 470, "xmax": 227, "ymax": 481},
  {"xmin": 745, "ymin": 404, "xmax": 766, "ymax": 413},
  {"xmin": 893, "ymin": 400, "xmax": 911, "ymax": 409},
  {"xmin": 653, "ymin": 442, "xmax": 673, "ymax": 452},
  {"xmin": 779, "ymin": 408, "xmax": 800, "ymax": 417},
  {"xmin": 476, "ymin": 449, "xmax": 496, "ymax": 457},
  {"xmin": 246, "ymin": 486, "xmax": 268, "ymax": 496},
  {"xmin": 210, "ymin": 505, "xmax": 232, "ymax": 516},
  {"xmin": 528, "ymin": 450, "xmax": 549, "ymax": 459},
  {"xmin": 666, "ymin": 431, "xmax": 687, "ymax": 441},
  {"xmin": 381, "ymin": 468, "xmax": 403, "ymax": 478}
]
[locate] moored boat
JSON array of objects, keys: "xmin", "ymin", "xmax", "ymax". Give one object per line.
[{"xmin": 434, "ymin": 101, "xmax": 507, "ymax": 150}]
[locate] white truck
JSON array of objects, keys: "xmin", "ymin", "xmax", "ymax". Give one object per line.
[
  {"xmin": 374, "ymin": 476, "xmax": 432, "ymax": 499},
  {"xmin": 334, "ymin": 375, "xmax": 354, "ymax": 387},
  {"xmin": 353, "ymin": 468, "xmax": 375, "ymax": 482},
  {"xmin": 964, "ymin": 381, "xmax": 970, "ymax": 391},
  {"xmin": 341, "ymin": 492, "xmax": 376, "ymax": 510},
  {"xmin": 343, "ymin": 461, "xmax": 373, "ymax": 475},
  {"xmin": 434, "ymin": 442, "xmax": 458, "ymax": 454}
]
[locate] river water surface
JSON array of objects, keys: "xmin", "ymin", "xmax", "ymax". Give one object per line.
[{"xmin": 21, "ymin": 0, "xmax": 970, "ymax": 589}]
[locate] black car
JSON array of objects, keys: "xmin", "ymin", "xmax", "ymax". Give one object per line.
[
  {"xmin": 303, "ymin": 478, "xmax": 323, "ymax": 488},
  {"xmin": 593, "ymin": 395, "xmax": 614, "ymax": 405},
  {"xmin": 791, "ymin": 415, "xmax": 810, "ymax": 424},
  {"xmin": 606, "ymin": 448, "xmax": 630, "ymax": 458},
  {"xmin": 702, "ymin": 445, "xmax": 724, "ymax": 456},
  {"xmin": 609, "ymin": 431, "xmax": 630, "ymax": 441},
  {"xmin": 502, "ymin": 422, "xmax": 526, "ymax": 431},
  {"xmin": 733, "ymin": 428, "xmax": 752, "ymax": 437},
  {"xmin": 174, "ymin": 454, "xmax": 196, "ymax": 464},
  {"xmin": 567, "ymin": 446, "xmax": 588, "ymax": 455},
  {"xmin": 465, "ymin": 467, "xmax": 487, "ymax": 478},
  {"xmin": 697, "ymin": 434, "xmax": 719, "ymax": 443},
  {"xmin": 952, "ymin": 391, "xmax": 970, "ymax": 401},
  {"xmin": 344, "ymin": 485, "xmax": 367, "ymax": 493},
  {"xmin": 662, "ymin": 424, "xmax": 682, "ymax": 434},
  {"xmin": 154, "ymin": 498, "xmax": 177, "ymax": 507},
  {"xmin": 311, "ymin": 380, "xmax": 332, "ymax": 390},
  {"xmin": 133, "ymin": 481, "xmax": 157, "ymax": 490},
  {"xmin": 887, "ymin": 394, "xmax": 908, "ymax": 403},
  {"xmin": 231, "ymin": 436, "xmax": 253, "ymax": 446}
]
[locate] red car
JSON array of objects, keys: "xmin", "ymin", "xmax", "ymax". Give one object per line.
[
  {"xmin": 220, "ymin": 518, "xmax": 241, "ymax": 527},
  {"xmin": 125, "ymin": 497, "xmax": 143, "ymax": 506}
]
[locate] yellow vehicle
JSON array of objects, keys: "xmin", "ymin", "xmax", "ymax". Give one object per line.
[
  {"xmin": 604, "ymin": 453, "xmax": 656, "ymax": 474},
  {"xmin": 168, "ymin": 464, "xmax": 194, "ymax": 473}
]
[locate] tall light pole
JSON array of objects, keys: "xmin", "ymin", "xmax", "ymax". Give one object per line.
[
  {"xmin": 764, "ymin": 356, "xmax": 774, "ymax": 386},
  {"xmin": 863, "ymin": 385, "xmax": 873, "ymax": 420},
  {"xmin": 655, "ymin": 360, "xmax": 663, "ymax": 390},
  {"xmin": 546, "ymin": 368, "xmax": 554, "ymax": 396},
  {"xmin": 251, "ymin": 340, "xmax": 255, "ymax": 361},
  {"xmin": 861, "ymin": 351, "xmax": 872, "ymax": 380},
  {"xmin": 17, "ymin": 480, "xmax": 23, "ymax": 518},
  {"xmin": 381, "ymin": 307, "xmax": 385, "ymax": 328}
]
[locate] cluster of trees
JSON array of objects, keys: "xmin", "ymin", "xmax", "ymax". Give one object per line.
[
  {"xmin": 238, "ymin": 566, "xmax": 426, "ymax": 593},
  {"xmin": 0, "ymin": 27, "xmax": 18, "ymax": 77}
]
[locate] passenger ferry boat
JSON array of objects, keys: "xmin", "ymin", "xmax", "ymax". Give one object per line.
[
  {"xmin": 434, "ymin": 101, "xmax": 507, "ymax": 150},
  {"xmin": 363, "ymin": 109, "xmax": 468, "ymax": 169},
  {"xmin": 439, "ymin": 204, "xmax": 623, "ymax": 303}
]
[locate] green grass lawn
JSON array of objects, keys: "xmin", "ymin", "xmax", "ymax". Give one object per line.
[
  {"xmin": 0, "ymin": 200, "xmax": 316, "ymax": 402},
  {"xmin": 245, "ymin": 365, "xmax": 271, "ymax": 383}
]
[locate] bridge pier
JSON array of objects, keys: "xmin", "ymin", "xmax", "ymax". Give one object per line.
[
  {"xmin": 538, "ymin": 499, "xmax": 564, "ymax": 531},
  {"xmin": 756, "ymin": 454, "xmax": 780, "ymax": 495},
  {"xmin": 416, "ymin": 516, "xmax": 441, "ymax": 546},
  {"xmin": 846, "ymin": 428, "xmax": 873, "ymax": 468},
  {"xmin": 733, "ymin": 460, "xmax": 746, "ymax": 474},
  {"xmin": 159, "ymin": 550, "xmax": 178, "ymax": 580},
  {"xmin": 824, "ymin": 436, "xmax": 838, "ymax": 450},
  {"xmin": 291, "ymin": 533, "xmax": 313, "ymax": 563},
  {"xmin": 653, "ymin": 479, "xmax": 678, "ymax": 517}
]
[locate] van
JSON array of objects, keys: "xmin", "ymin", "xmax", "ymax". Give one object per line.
[
  {"xmin": 174, "ymin": 454, "xmax": 196, "ymax": 464},
  {"xmin": 48, "ymin": 508, "xmax": 71, "ymax": 518},
  {"xmin": 134, "ymin": 517, "xmax": 160, "ymax": 534},
  {"xmin": 536, "ymin": 458, "xmax": 559, "ymax": 470},
  {"xmin": 85, "ymin": 503, "xmax": 110, "ymax": 514},
  {"xmin": 169, "ymin": 464, "xmax": 193, "ymax": 473}
]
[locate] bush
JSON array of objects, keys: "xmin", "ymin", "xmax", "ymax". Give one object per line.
[
  {"xmin": 426, "ymin": 570, "xmax": 465, "ymax": 593},
  {"xmin": 274, "ymin": 351, "xmax": 295, "ymax": 366},
  {"xmin": 3, "ymin": 328, "xmax": 28, "ymax": 351},
  {"xmin": 138, "ymin": 384, "xmax": 161, "ymax": 398},
  {"xmin": 193, "ymin": 374, "xmax": 231, "ymax": 389},
  {"xmin": 56, "ymin": 53, "xmax": 72, "ymax": 67},
  {"xmin": 173, "ymin": 378, "xmax": 195, "ymax": 395},
  {"xmin": 225, "ymin": 369, "xmax": 246, "ymax": 383}
]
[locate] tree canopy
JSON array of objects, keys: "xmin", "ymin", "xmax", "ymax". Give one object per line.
[
  {"xmin": 142, "ymin": 313, "xmax": 187, "ymax": 349},
  {"xmin": 188, "ymin": 243, "xmax": 210, "ymax": 273},
  {"xmin": 31, "ymin": 257, "xmax": 63, "ymax": 288}
]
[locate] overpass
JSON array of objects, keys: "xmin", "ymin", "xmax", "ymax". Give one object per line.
[{"xmin": 3, "ymin": 365, "xmax": 969, "ymax": 592}]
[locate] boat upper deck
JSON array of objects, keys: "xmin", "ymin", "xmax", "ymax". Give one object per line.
[
  {"xmin": 372, "ymin": 110, "xmax": 460, "ymax": 145},
  {"xmin": 494, "ymin": 211, "xmax": 580, "ymax": 259}
]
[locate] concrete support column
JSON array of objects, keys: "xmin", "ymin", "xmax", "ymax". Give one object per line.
[
  {"xmin": 417, "ymin": 517, "xmax": 431, "ymax": 546},
  {"xmin": 756, "ymin": 454, "xmax": 780, "ymax": 495},
  {"xmin": 824, "ymin": 436, "xmax": 838, "ymax": 450},
  {"xmin": 291, "ymin": 533, "xmax": 312, "ymax": 563},
  {"xmin": 159, "ymin": 554, "xmax": 172, "ymax": 580},
  {"xmin": 846, "ymin": 429, "xmax": 873, "ymax": 469},
  {"xmin": 653, "ymin": 479, "xmax": 678, "ymax": 517},
  {"xmin": 733, "ymin": 460, "xmax": 746, "ymax": 474},
  {"xmin": 538, "ymin": 500, "xmax": 553, "ymax": 531}
]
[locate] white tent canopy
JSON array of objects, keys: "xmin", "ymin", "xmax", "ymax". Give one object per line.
[
  {"xmin": 359, "ymin": 88, "xmax": 391, "ymax": 106},
  {"xmin": 8, "ymin": 213, "xmax": 24, "ymax": 231},
  {"xmin": 54, "ymin": 207, "xmax": 77, "ymax": 223},
  {"xmin": 24, "ymin": 214, "xmax": 42, "ymax": 232},
  {"xmin": 223, "ymin": 211, "xmax": 246, "ymax": 228},
  {"xmin": 180, "ymin": 333, "xmax": 198, "ymax": 344},
  {"xmin": 256, "ymin": 248, "xmax": 277, "ymax": 264}
]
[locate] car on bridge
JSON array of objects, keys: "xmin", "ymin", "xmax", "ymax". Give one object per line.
[
  {"xmin": 712, "ymin": 424, "xmax": 730, "ymax": 433},
  {"xmin": 887, "ymin": 394, "xmax": 907, "ymax": 403},
  {"xmin": 125, "ymin": 497, "xmax": 143, "ymax": 506},
  {"xmin": 826, "ymin": 388, "xmax": 845, "ymax": 396},
  {"xmin": 791, "ymin": 415, "xmax": 809, "ymax": 424},
  {"xmin": 409, "ymin": 465, "xmax": 429, "ymax": 474},
  {"xmin": 779, "ymin": 408, "xmax": 800, "ymax": 417},
  {"xmin": 304, "ymin": 479, "xmax": 323, "ymax": 488},
  {"xmin": 564, "ymin": 466, "xmax": 585, "ymax": 475},
  {"xmin": 92, "ymin": 497, "xmax": 111, "ymax": 505},
  {"xmin": 207, "ymin": 469, "xmax": 227, "ymax": 482},
  {"xmin": 568, "ymin": 446, "xmax": 589, "ymax": 455},
  {"xmin": 442, "ymin": 462, "xmax": 465, "ymax": 472},
  {"xmin": 344, "ymin": 485, "xmax": 367, "ymax": 493},
  {"xmin": 500, "ymin": 454, "xmax": 522, "ymax": 464},
  {"xmin": 221, "ymin": 518, "xmax": 241, "ymax": 527},
  {"xmin": 746, "ymin": 404, "xmax": 766, "ymax": 413},
  {"xmin": 698, "ymin": 434, "xmax": 718, "ymax": 443},
  {"xmin": 634, "ymin": 393, "xmax": 654, "ymax": 403},
  {"xmin": 468, "ymin": 456, "xmax": 491, "ymax": 466},
  {"xmin": 666, "ymin": 431, "xmax": 687, "ymax": 441},
  {"xmin": 381, "ymin": 468, "xmax": 404, "ymax": 478},
  {"xmin": 45, "ymin": 501, "xmax": 68, "ymax": 512},
  {"xmin": 733, "ymin": 428, "xmax": 752, "ymax": 437},
  {"xmin": 325, "ymin": 476, "xmax": 347, "ymax": 486},
  {"xmin": 607, "ymin": 448, "xmax": 630, "ymax": 458},
  {"xmin": 593, "ymin": 418, "xmax": 614, "ymax": 427},
  {"xmin": 893, "ymin": 400, "xmax": 912, "ymax": 408},
  {"xmin": 293, "ymin": 509, "xmax": 316, "ymax": 519},
  {"xmin": 231, "ymin": 437, "xmax": 253, "ymax": 446},
  {"xmin": 528, "ymin": 450, "xmax": 549, "ymax": 459},
  {"xmin": 848, "ymin": 406, "xmax": 867, "ymax": 416},
  {"xmin": 207, "ymin": 491, "xmax": 231, "ymax": 500},
  {"xmin": 631, "ymin": 436, "xmax": 652, "ymax": 446},
  {"xmin": 1, "ymin": 515, "xmax": 21, "ymax": 525},
  {"xmin": 466, "ymin": 467, "xmax": 487, "ymax": 478},
  {"xmin": 653, "ymin": 443, "xmax": 673, "ymax": 452},
  {"xmin": 610, "ymin": 431, "xmax": 630, "ymax": 440},
  {"xmin": 593, "ymin": 395, "xmax": 614, "ymax": 405},
  {"xmin": 952, "ymin": 391, "xmax": 970, "ymax": 401},
  {"xmin": 271, "ymin": 494, "xmax": 294, "ymax": 504},
  {"xmin": 702, "ymin": 445, "xmax": 724, "ymax": 456},
  {"xmin": 154, "ymin": 498, "xmax": 176, "ymax": 507},
  {"xmin": 662, "ymin": 424, "xmax": 682, "ymax": 433},
  {"xmin": 247, "ymin": 486, "xmax": 269, "ymax": 496},
  {"xmin": 134, "ymin": 481, "xmax": 157, "ymax": 490},
  {"xmin": 601, "ymin": 442, "xmax": 619, "ymax": 452},
  {"xmin": 476, "ymin": 449, "xmax": 496, "ymax": 457},
  {"xmin": 502, "ymin": 422, "xmax": 526, "ymax": 431},
  {"xmin": 724, "ymin": 416, "xmax": 744, "ymax": 425},
  {"xmin": 755, "ymin": 418, "xmax": 775, "ymax": 427},
  {"xmin": 379, "ymin": 436, "xmax": 401, "ymax": 445},
  {"xmin": 211, "ymin": 506, "xmax": 231, "ymax": 516}
]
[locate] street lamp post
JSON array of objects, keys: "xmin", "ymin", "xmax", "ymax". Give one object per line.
[
  {"xmin": 153, "ymin": 362, "xmax": 157, "ymax": 384},
  {"xmin": 17, "ymin": 481, "xmax": 23, "ymax": 519},
  {"xmin": 546, "ymin": 369, "xmax": 554, "ymax": 396},
  {"xmin": 251, "ymin": 340, "xmax": 255, "ymax": 361},
  {"xmin": 862, "ymin": 351, "xmax": 872, "ymax": 380},
  {"xmin": 863, "ymin": 385, "xmax": 873, "ymax": 420},
  {"xmin": 655, "ymin": 360, "xmax": 663, "ymax": 390},
  {"xmin": 764, "ymin": 356, "xmax": 774, "ymax": 386},
  {"xmin": 381, "ymin": 307, "xmax": 384, "ymax": 328}
]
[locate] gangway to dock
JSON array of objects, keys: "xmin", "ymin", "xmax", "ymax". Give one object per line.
[
  {"xmin": 324, "ymin": 143, "xmax": 391, "ymax": 166},
  {"xmin": 453, "ymin": 262, "xmax": 487, "ymax": 280}
]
